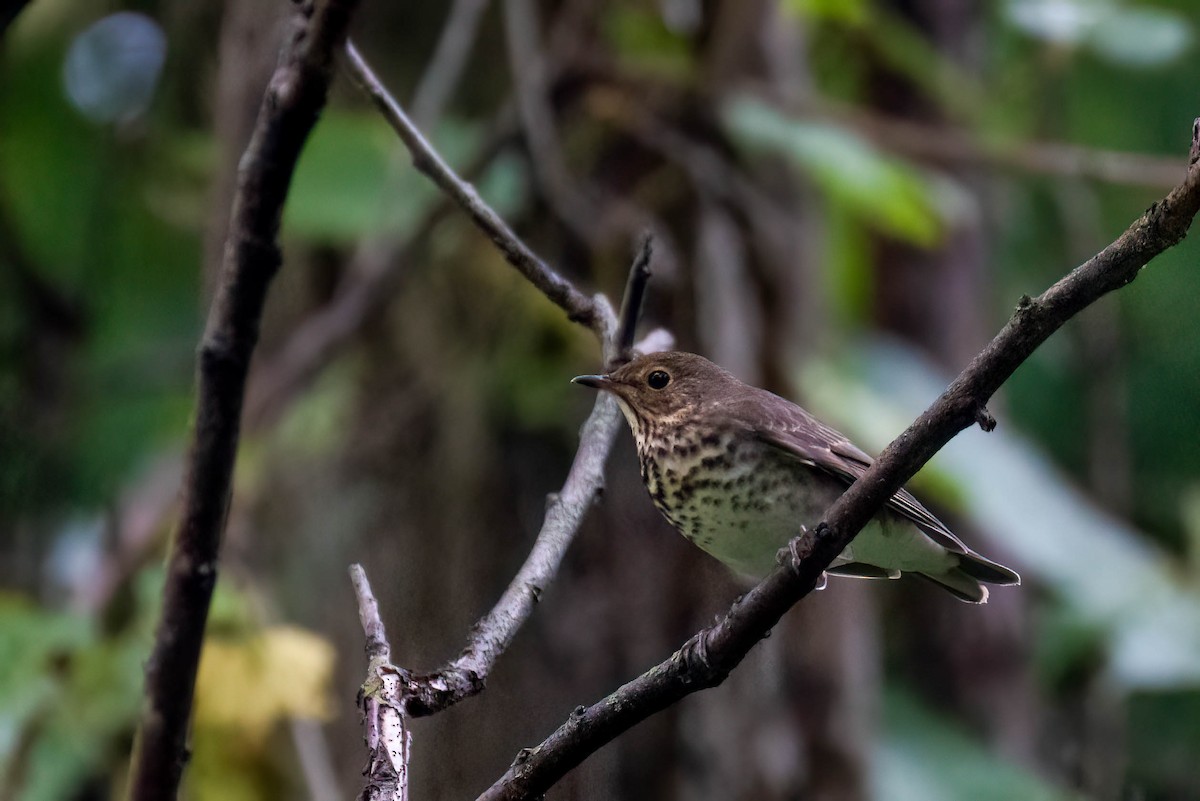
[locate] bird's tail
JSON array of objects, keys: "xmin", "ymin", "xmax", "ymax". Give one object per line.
[
  {"xmin": 957, "ymin": 551, "xmax": 1022, "ymax": 586},
  {"xmin": 916, "ymin": 569, "xmax": 989, "ymax": 603},
  {"xmin": 917, "ymin": 552, "xmax": 1021, "ymax": 604}
]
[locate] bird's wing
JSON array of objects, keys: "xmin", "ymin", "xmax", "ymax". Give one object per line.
[{"xmin": 747, "ymin": 396, "xmax": 972, "ymax": 556}]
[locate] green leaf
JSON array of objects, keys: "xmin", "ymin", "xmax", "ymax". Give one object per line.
[
  {"xmin": 1003, "ymin": 0, "xmax": 1192, "ymax": 68},
  {"xmin": 724, "ymin": 97, "xmax": 946, "ymax": 246},
  {"xmin": 284, "ymin": 109, "xmax": 410, "ymax": 244},
  {"xmin": 285, "ymin": 111, "xmax": 512, "ymax": 246},
  {"xmin": 1004, "ymin": 0, "xmax": 1100, "ymax": 45}
]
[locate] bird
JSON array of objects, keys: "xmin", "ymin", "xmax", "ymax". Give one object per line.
[{"xmin": 572, "ymin": 351, "xmax": 1020, "ymax": 603}]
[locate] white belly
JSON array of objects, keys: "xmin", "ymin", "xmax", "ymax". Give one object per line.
[{"xmin": 644, "ymin": 430, "xmax": 956, "ymax": 580}]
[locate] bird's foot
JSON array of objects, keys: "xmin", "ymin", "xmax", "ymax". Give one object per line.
[
  {"xmin": 781, "ymin": 526, "xmax": 828, "ymax": 590},
  {"xmin": 674, "ymin": 629, "xmax": 712, "ymax": 671},
  {"xmin": 785, "ymin": 525, "xmax": 810, "ymax": 572}
]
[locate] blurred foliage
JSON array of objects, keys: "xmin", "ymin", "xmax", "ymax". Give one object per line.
[
  {"xmin": 188, "ymin": 626, "xmax": 335, "ymax": 801},
  {"xmin": 193, "ymin": 626, "xmax": 334, "ymax": 742},
  {"xmin": 876, "ymin": 689, "xmax": 1076, "ymax": 801},
  {"xmin": 724, "ymin": 98, "xmax": 948, "ymax": 246},
  {"xmin": 3, "ymin": 0, "xmax": 1200, "ymax": 799},
  {"xmin": 0, "ymin": 578, "xmax": 151, "ymax": 801}
]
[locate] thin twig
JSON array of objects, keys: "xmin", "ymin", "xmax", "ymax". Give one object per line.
[
  {"xmin": 124, "ymin": 1, "xmax": 363, "ymax": 798},
  {"xmin": 351, "ymin": 564, "xmax": 391, "ymax": 662},
  {"xmin": 342, "ymin": 40, "xmax": 610, "ymax": 335},
  {"xmin": 613, "ymin": 235, "xmax": 653, "ymax": 362},
  {"xmin": 343, "ymin": 31, "xmax": 676, "ymax": 721},
  {"xmin": 477, "ymin": 121, "xmax": 1200, "ymax": 801},
  {"xmin": 351, "ymin": 565, "xmax": 411, "ymax": 801}
]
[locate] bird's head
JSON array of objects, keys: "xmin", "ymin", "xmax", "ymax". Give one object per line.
[{"xmin": 572, "ymin": 351, "xmax": 736, "ymax": 430}]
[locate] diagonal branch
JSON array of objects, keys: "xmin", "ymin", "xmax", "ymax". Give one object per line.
[
  {"xmin": 124, "ymin": 1, "xmax": 363, "ymax": 798},
  {"xmin": 342, "ymin": 40, "xmax": 611, "ymax": 336},
  {"xmin": 613, "ymin": 234, "xmax": 653, "ymax": 361},
  {"xmin": 477, "ymin": 120, "xmax": 1200, "ymax": 801}
]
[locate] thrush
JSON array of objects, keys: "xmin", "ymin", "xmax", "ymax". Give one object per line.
[{"xmin": 573, "ymin": 351, "xmax": 1020, "ymax": 603}]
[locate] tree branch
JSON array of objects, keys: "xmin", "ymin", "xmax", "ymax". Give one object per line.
[
  {"xmin": 342, "ymin": 40, "xmax": 611, "ymax": 336},
  {"xmin": 124, "ymin": 1, "xmax": 363, "ymax": 798},
  {"xmin": 351, "ymin": 565, "xmax": 411, "ymax": 801},
  {"xmin": 613, "ymin": 234, "xmax": 653, "ymax": 362},
  {"xmin": 399, "ymin": 318, "xmax": 673, "ymax": 717},
  {"xmin": 477, "ymin": 119, "xmax": 1200, "ymax": 801}
]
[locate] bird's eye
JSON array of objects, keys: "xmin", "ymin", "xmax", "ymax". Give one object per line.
[{"xmin": 647, "ymin": 370, "xmax": 671, "ymax": 390}]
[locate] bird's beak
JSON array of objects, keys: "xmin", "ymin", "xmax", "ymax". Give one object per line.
[{"xmin": 571, "ymin": 374, "xmax": 612, "ymax": 390}]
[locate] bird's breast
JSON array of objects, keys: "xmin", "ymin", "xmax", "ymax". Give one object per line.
[
  {"xmin": 640, "ymin": 428, "xmax": 796, "ymax": 530},
  {"xmin": 636, "ymin": 426, "xmax": 845, "ymax": 575}
]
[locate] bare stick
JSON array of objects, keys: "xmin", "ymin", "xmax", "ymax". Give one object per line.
[
  {"xmin": 613, "ymin": 235, "xmax": 653, "ymax": 362},
  {"xmin": 342, "ymin": 40, "xmax": 609, "ymax": 336},
  {"xmin": 124, "ymin": 1, "xmax": 363, "ymax": 798},
  {"xmin": 477, "ymin": 121, "xmax": 1200, "ymax": 801},
  {"xmin": 351, "ymin": 565, "xmax": 411, "ymax": 801}
]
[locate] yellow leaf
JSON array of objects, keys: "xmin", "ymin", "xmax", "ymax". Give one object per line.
[{"xmin": 193, "ymin": 625, "xmax": 336, "ymax": 745}]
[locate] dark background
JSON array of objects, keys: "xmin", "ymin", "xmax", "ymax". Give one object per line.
[{"xmin": 3, "ymin": 1, "xmax": 1200, "ymax": 799}]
